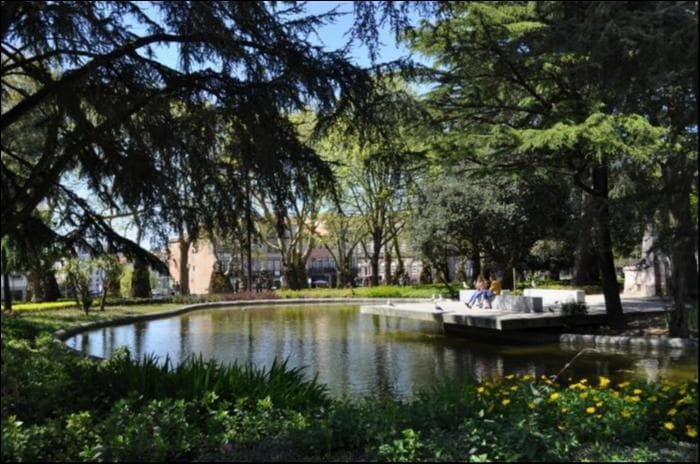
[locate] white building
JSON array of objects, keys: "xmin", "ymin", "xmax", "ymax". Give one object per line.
[{"xmin": 0, "ymin": 273, "xmax": 28, "ymax": 302}]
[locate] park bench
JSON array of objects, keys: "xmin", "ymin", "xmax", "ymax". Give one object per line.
[
  {"xmin": 522, "ymin": 289, "xmax": 585, "ymax": 307},
  {"xmin": 458, "ymin": 290, "xmax": 543, "ymax": 313}
]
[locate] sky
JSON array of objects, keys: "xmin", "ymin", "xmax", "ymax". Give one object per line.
[{"xmin": 140, "ymin": 1, "xmax": 427, "ymax": 73}]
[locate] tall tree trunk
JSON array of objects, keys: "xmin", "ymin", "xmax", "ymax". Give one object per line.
[
  {"xmin": 27, "ymin": 270, "xmax": 43, "ymax": 302},
  {"xmin": 501, "ymin": 257, "xmax": 514, "ymax": 290},
  {"xmin": 470, "ymin": 247, "xmax": 481, "ymax": 283},
  {"xmin": 455, "ymin": 256, "xmax": 467, "ymax": 283},
  {"xmin": 130, "ymin": 256, "xmax": 151, "ymax": 298},
  {"xmin": 393, "ymin": 237, "xmax": 404, "ymax": 282},
  {"xmin": 283, "ymin": 258, "xmax": 308, "ymax": 290},
  {"xmin": 2, "ymin": 248, "xmax": 12, "ymax": 311},
  {"xmin": 667, "ymin": 167, "xmax": 696, "ymax": 337},
  {"xmin": 100, "ymin": 286, "xmax": 108, "ymax": 311},
  {"xmin": 592, "ymin": 163, "xmax": 625, "ymax": 330},
  {"xmin": 42, "ymin": 272, "xmax": 60, "ymax": 301},
  {"xmin": 573, "ymin": 192, "xmax": 600, "ymax": 285},
  {"xmin": 383, "ymin": 248, "xmax": 392, "ymax": 285},
  {"xmin": 370, "ymin": 233, "xmax": 382, "ymax": 286},
  {"xmin": 178, "ymin": 236, "xmax": 191, "ymax": 295}
]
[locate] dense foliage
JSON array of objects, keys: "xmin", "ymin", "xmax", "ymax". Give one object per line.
[{"xmin": 406, "ymin": 1, "xmax": 698, "ymax": 333}]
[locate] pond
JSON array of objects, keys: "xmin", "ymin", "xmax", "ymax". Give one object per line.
[{"xmin": 65, "ymin": 304, "xmax": 698, "ymax": 399}]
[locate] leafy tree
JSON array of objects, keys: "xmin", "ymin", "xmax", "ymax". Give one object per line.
[
  {"xmin": 318, "ymin": 82, "xmax": 428, "ymax": 285},
  {"xmin": 1, "ymin": 1, "xmax": 399, "ymax": 279},
  {"xmin": 63, "ymin": 258, "xmax": 94, "ymax": 315},
  {"xmin": 411, "ymin": 169, "xmax": 570, "ymax": 290},
  {"xmin": 208, "ymin": 265, "xmax": 233, "ymax": 294},
  {"xmin": 406, "ymin": 1, "xmax": 685, "ymax": 329},
  {"xmin": 130, "ymin": 257, "xmax": 150, "ymax": 299},
  {"xmin": 318, "ymin": 210, "xmax": 366, "ymax": 287},
  {"xmin": 256, "ymin": 171, "xmax": 325, "ymax": 290},
  {"xmin": 95, "ymin": 255, "xmax": 122, "ymax": 310}
]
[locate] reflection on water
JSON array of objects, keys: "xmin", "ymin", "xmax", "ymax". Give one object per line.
[{"xmin": 65, "ymin": 304, "xmax": 698, "ymax": 398}]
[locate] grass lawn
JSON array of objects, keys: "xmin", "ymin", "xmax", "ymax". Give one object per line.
[{"xmin": 2, "ymin": 303, "xmax": 185, "ymax": 338}]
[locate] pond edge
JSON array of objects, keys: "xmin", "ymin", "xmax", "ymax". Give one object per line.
[{"xmin": 52, "ymin": 298, "xmax": 698, "ymax": 354}]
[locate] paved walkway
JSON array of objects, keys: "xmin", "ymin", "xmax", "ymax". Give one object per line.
[{"xmin": 360, "ymin": 295, "xmax": 672, "ymax": 331}]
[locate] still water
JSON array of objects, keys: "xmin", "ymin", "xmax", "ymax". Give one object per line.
[{"xmin": 65, "ymin": 304, "xmax": 698, "ymax": 398}]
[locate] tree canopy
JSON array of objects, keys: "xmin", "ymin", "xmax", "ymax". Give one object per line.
[{"xmin": 1, "ymin": 1, "xmax": 398, "ymax": 270}]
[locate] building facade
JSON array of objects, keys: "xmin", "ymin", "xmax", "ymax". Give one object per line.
[{"xmin": 0, "ymin": 273, "xmax": 28, "ymax": 302}]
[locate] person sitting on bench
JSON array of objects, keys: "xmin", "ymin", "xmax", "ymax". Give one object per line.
[
  {"xmin": 481, "ymin": 273, "xmax": 502, "ymax": 309},
  {"xmin": 466, "ymin": 275, "xmax": 489, "ymax": 308}
]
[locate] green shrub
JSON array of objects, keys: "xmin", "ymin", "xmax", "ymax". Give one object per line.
[
  {"xmin": 378, "ymin": 428, "xmax": 423, "ymax": 462},
  {"xmin": 277, "ymin": 284, "xmax": 449, "ymax": 299},
  {"xmin": 209, "ymin": 270, "xmax": 233, "ymax": 293},
  {"xmin": 94, "ymin": 398, "xmax": 203, "ymax": 461},
  {"xmin": 64, "ymin": 258, "xmax": 94, "ymax": 314}
]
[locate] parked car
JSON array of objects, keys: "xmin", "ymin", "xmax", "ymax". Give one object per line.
[
  {"xmin": 151, "ymin": 288, "xmax": 176, "ymax": 297},
  {"xmin": 311, "ymin": 280, "xmax": 329, "ymax": 288}
]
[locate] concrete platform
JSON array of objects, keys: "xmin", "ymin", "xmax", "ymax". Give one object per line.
[{"xmin": 360, "ymin": 295, "xmax": 671, "ymax": 332}]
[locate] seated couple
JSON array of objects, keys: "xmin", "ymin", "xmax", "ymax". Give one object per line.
[{"xmin": 466, "ymin": 273, "xmax": 501, "ymax": 309}]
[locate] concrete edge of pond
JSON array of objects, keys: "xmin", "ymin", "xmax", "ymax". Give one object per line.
[
  {"xmin": 559, "ymin": 333, "xmax": 698, "ymax": 351},
  {"xmin": 52, "ymin": 297, "xmax": 432, "ymax": 341}
]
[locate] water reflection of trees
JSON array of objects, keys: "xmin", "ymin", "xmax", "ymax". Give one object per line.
[{"xmin": 68, "ymin": 307, "xmax": 698, "ymax": 398}]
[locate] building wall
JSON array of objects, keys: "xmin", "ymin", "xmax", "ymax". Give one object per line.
[
  {"xmin": 0, "ymin": 274, "xmax": 28, "ymax": 301},
  {"xmin": 168, "ymin": 240, "xmax": 217, "ymax": 295}
]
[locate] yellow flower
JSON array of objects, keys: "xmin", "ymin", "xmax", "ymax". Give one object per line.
[
  {"xmin": 561, "ymin": 407, "xmax": 568, "ymax": 413},
  {"xmin": 612, "ymin": 391, "xmax": 620, "ymax": 398},
  {"xmin": 648, "ymin": 396, "xmax": 658, "ymax": 402},
  {"xmin": 625, "ymin": 395, "xmax": 641, "ymax": 403},
  {"xmin": 558, "ymin": 424, "xmax": 567, "ymax": 431},
  {"xmin": 618, "ymin": 381, "xmax": 630, "ymax": 389},
  {"xmin": 580, "ymin": 378, "xmax": 588, "ymax": 384},
  {"xmin": 586, "ymin": 407, "xmax": 596, "ymax": 414},
  {"xmin": 667, "ymin": 408, "xmax": 677, "ymax": 417},
  {"xmin": 633, "ymin": 388, "xmax": 642, "ymax": 395},
  {"xmin": 477, "ymin": 386, "xmax": 485, "ymax": 394},
  {"xmin": 686, "ymin": 426, "xmax": 698, "ymax": 439},
  {"xmin": 579, "ymin": 392, "xmax": 589, "ymax": 399},
  {"xmin": 621, "ymin": 410, "xmax": 631, "ymax": 418},
  {"xmin": 505, "ymin": 374, "xmax": 515, "ymax": 380},
  {"xmin": 664, "ymin": 422, "xmax": 675, "ymax": 431},
  {"xmin": 523, "ymin": 374, "xmax": 533, "ymax": 381},
  {"xmin": 510, "ymin": 386, "xmax": 518, "ymax": 392},
  {"xmin": 596, "ymin": 401, "xmax": 603, "ymax": 408},
  {"xmin": 528, "ymin": 402, "xmax": 536, "ymax": 410},
  {"xmin": 549, "ymin": 393, "xmax": 560, "ymax": 402},
  {"xmin": 598, "ymin": 376, "xmax": 611, "ymax": 388},
  {"xmin": 502, "ymin": 398, "xmax": 511, "ymax": 406}
]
